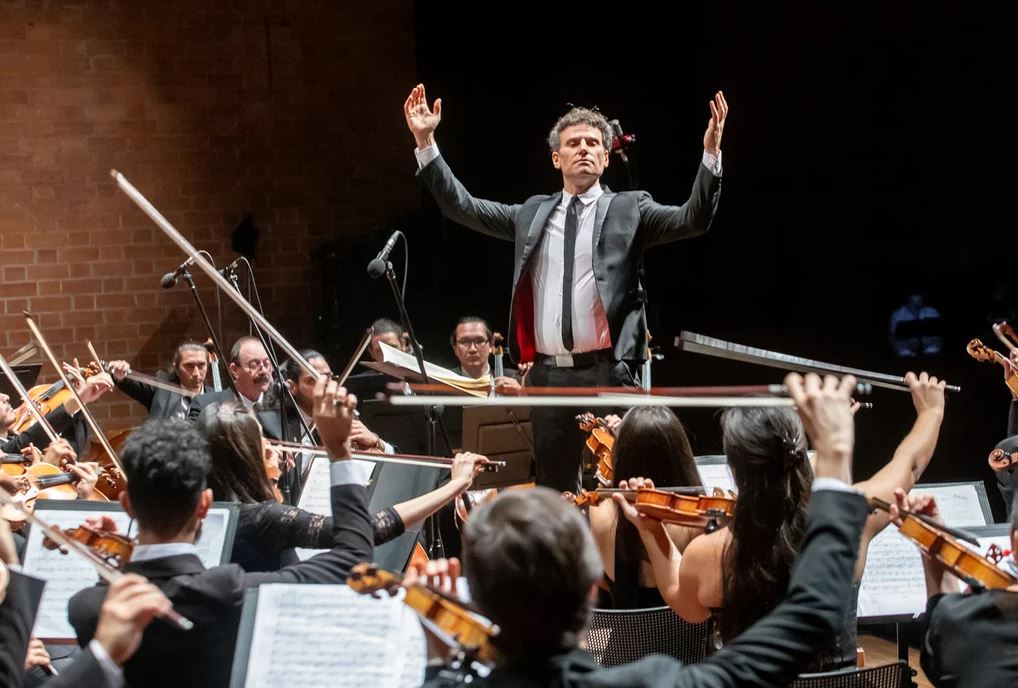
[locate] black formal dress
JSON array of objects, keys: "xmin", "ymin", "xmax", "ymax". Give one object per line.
[
  {"xmin": 423, "ymin": 489, "xmax": 866, "ymax": 688},
  {"xmin": 921, "ymin": 588, "xmax": 1018, "ymax": 687},
  {"xmin": 418, "ymin": 153, "xmax": 720, "ymax": 491},
  {"xmin": 67, "ymin": 480, "xmax": 374, "ymax": 688}
]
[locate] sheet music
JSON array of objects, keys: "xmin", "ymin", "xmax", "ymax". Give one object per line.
[
  {"xmin": 241, "ymin": 584, "xmax": 424, "ymax": 688},
  {"xmin": 379, "ymin": 341, "xmax": 489, "ymax": 387},
  {"xmin": 23, "ymin": 506, "xmax": 233, "ymax": 640},
  {"xmin": 295, "ymin": 457, "xmax": 373, "ymax": 560},
  {"xmin": 858, "ymin": 483, "xmax": 990, "ymax": 619},
  {"xmin": 695, "ymin": 463, "xmax": 736, "ymax": 493}
]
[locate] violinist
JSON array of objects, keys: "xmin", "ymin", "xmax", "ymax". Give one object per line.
[
  {"xmin": 449, "ymin": 317, "xmax": 525, "ymax": 394},
  {"xmin": 186, "ymin": 336, "xmax": 270, "ymax": 420},
  {"xmin": 991, "ymin": 347, "xmax": 1018, "ymax": 516},
  {"xmin": 106, "ymin": 340, "xmax": 209, "ymax": 420},
  {"xmin": 367, "ymin": 317, "xmax": 407, "ymax": 363},
  {"xmin": 419, "ymin": 371, "xmax": 869, "ymax": 688},
  {"xmin": 624, "ymin": 372, "xmax": 946, "ymax": 671},
  {"xmin": 581, "ymin": 407, "xmax": 702, "ymax": 609},
  {"xmin": 198, "ymin": 399, "xmax": 486, "ymax": 572},
  {"xmin": 890, "ymin": 489, "xmax": 1018, "ymax": 687}
]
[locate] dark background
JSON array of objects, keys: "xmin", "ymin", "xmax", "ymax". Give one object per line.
[{"xmin": 315, "ymin": 4, "xmax": 1018, "ymax": 517}]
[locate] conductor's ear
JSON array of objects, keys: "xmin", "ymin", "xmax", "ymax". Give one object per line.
[{"xmin": 551, "ymin": 150, "xmax": 561, "ymax": 169}]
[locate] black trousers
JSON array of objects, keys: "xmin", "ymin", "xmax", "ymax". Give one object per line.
[{"xmin": 527, "ymin": 358, "xmax": 637, "ymax": 492}]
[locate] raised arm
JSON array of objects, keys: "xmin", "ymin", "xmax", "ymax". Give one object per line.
[
  {"xmin": 852, "ymin": 372, "xmax": 946, "ymax": 579},
  {"xmin": 404, "ymin": 83, "xmax": 520, "ymax": 241},
  {"xmin": 107, "ymin": 360, "xmax": 158, "ymax": 411}
]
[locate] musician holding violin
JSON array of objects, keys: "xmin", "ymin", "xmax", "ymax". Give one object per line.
[
  {"xmin": 106, "ymin": 340, "xmax": 211, "ymax": 420},
  {"xmin": 889, "ymin": 488, "xmax": 1018, "ymax": 687}
]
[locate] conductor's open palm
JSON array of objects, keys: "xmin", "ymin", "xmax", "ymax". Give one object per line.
[
  {"xmin": 702, "ymin": 90, "xmax": 728, "ymax": 156},
  {"xmin": 405, "ymin": 83, "xmax": 442, "ymax": 148}
]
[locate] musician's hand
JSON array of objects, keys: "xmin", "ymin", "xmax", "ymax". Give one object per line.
[
  {"xmin": 94, "ymin": 574, "xmax": 172, "ymax": 665},
  {"xmin": 906, "ymin": 371, "xmax": 946, "ymax": 416},
  {"xmin": 405, "ymin": 557, "xmax": 461, "ymax": 598},
  {"xmin": 888, "ymin": 487, "xmax": 945, "ymax": 527},
  {"xmin": 349, "ymin": 419, "xmax": 382, "ymax": 452},
  {"xmin": 517, "ymin": 361, "xmax": 533, "ymax": 384},
  {"xmin": 23, "ymin": 636, "xmax": 52, "ymax": 673},
  {"xmin": 21, "ymin": 443, "xmax": 43, "ymax": 465},
  {"xmin": 0, "ymin": 474, "xmax": 20, "ymax": 497},
  {"xmin": 404, "ymin": 83, "xmax": 442, "ymax": 149},
  {"xmin": 613, "ymin": 477, "xmax": 661, "ymax": 532},
  {"xmin": 603, "ymin": 414, "xmax": 623, "ymax": 433},
  {"xmin": 450, "ymin": 452, "xmax": 486, "ymax": 492},
  {"xmin": 703, "ymin": 90, "xmax": 728, "ymax": 157},
  {"xmin": 849, "ymin": 400, "xmax": 862, "ymax": 416},
  {"xmin": 42, "ymin": 438, "xmax": 76, "ymax": 467},
  {"xmin": 78, "ymin": 371, "xmax": 115, "ymax": 404},
  {"xmin": 312, "ymin": 377, "xmax": 356, "ymax": 461},
  {"xmin": 785, "ymin": 373, "xmax": 855, "ymax": 483},
  {"xmin": 70, "ymin": 461, "xmax": 100, "ymax": 500},
  {"xmin": 494, "ymin": 376, "xmax": 522, "ymax": 396},
  {"xmin": 107, "ymin": 360, "xmax": 131, "ymax": 382},
  {"xmin": 84, "ymin": 514, "xmax": 121, "ymax": 533}
]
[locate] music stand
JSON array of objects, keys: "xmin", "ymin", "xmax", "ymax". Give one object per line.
[
  {"xmin": 0, "ymin": 364, "xmax": 42, "ymax": 399},
  {"xmin": 461, "ymin": 406, "xmax": 534, "ymax": 488}
]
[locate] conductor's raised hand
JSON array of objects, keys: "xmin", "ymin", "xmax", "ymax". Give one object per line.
[
  {"xmin": 703, "ymin": 90, "xmax": 728, "ymax": 157},
  {"xmin": 312, "ymin": 376, "xmax": 357, "ymax": 462},
  {"xmin": 404, "ymin": 83, "xmax": 442, "ymax": 149}
]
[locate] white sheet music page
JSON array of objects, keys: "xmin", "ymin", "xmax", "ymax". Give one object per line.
[
  {"xmin": 695, "ymin": 463, "xmax": 736, "ymax": 494},
  {"xmin": 242, "ymin": 584, "xmax": 425, "ymax": 688},
  {"xmin": 858, "ymin": 483, "xmax": 989, "ymax": 618},
  {"xmin": 294, "ymin": 456, "xmax": 373, "ymax": 560}
]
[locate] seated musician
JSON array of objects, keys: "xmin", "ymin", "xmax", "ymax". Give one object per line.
[
  {"xmin": 625, "ymin": 371, "xmax": 947, "ymax": 670},
  {"xmin": 196, "ymin": 399, "xmax": 486, "ymax": 571},
  {"xmin": 450, "ymin": 316, "xmax": 526, "ymax": 394},
  {"xmin": 0, "ymin": 492, "xmax": 173, "ymax": 688},
  {"xmin": 66, "ymin": 378, "xmax": 374, "ymax": 688},
  {"xmin": 419, "ymin": 372, "xmax": 868, "ymax": 687},
  {"xmin": 368, "ymin": 317, "xmax": 408, "ymax": 363},
  {"xmin": 106, "ymin": 341, "xmax": 209, "ymax": 420},
  {"xmin": 992, "ymin": 347, "xmax": 1018, "ymax": 517},
  {"xmin": 186, "ymin": 336, "xmax": 270, "ymax": 419},
  {"xmin": 1, "ymin": 371, "xmax": 114, "ymax": 457},
  {"xmin": 891, "ymin": 489, "xmax": 1018, "ymax": 687},
  {"xmin": 581, "ymin": 407, "xmax": 703, "ymax": 609},
  {"xmin": 258, "ymin": 350, "xmax": 396, "ymax": 503}
]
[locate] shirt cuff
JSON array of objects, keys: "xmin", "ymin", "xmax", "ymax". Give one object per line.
[
  {"xmin": 415, "ymin": 143, "xmax": 440, "ymax": 169},
  {"xmin": 381, "ymin": 441, "xmax": 395, "ymax": 454},
  {"xmin": 90, "ymin": 639, "xmax": 126, "ymax": 688},
  {"xmin": 702, "ymin": 150, "xmax": 722, "ymax": 177},
  {"xmin": 330, "ymin": 460, "xmax": 367, "ymax": 486},
  {"xmin": 811, "ymin": 477, "xmax": 864, "ymax": 495}
]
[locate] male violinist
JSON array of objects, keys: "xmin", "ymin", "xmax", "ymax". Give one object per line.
[
  {"xmin": 186, "ymin": 336, "xmax": 271, "ymax": 420},
  {"xmin": 107, "ymin": 341, "xmax": 210, "ymax": 420},
  {"xmin": 405, "ymin": 84, "xmax": 727, "ymax": 491}
]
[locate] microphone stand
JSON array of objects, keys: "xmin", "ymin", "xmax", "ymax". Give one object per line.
[
  {"xmin": 181, "ymin": 269, "xmax": 240, "ymax": 402},
  {"xmin": 381, "ymin": 259, "xmax": 452, "ymax": 558}
]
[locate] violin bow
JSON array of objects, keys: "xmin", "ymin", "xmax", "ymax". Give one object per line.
[
  {"xmin": 86, "ymin": 341, "xmax": 192, "ymax": 396},
  {"xmin": 334, "ymin": 327, "xmax": 374, "ymax": 388},
  {"xmin": 0, "ymin": 351, "xmax": 60, "ymax": 444},
  {"xmin": 869, "ymin": 497, "xmax": 981, "ymax": 547},
  {"xmin": 22, "ymin": 312, "xmax": 126, "ymax": 477}
]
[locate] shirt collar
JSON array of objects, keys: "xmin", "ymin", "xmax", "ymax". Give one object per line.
[
  {"xmin": 239, "ymin": 393, "xmax": 263, "ymax": 411},
  {"xmin": 131, "ymin": 542, "xmax": 201, "ymax": 564},
  {"xmin": 562, "ymin": 181, "xmax": 603, "ymax": 207}
]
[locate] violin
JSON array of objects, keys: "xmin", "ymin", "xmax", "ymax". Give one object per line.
[
  {"xmin": 989, "ymin": 447, "xmax": 1018, "ymax": 472},
  {"xmin": 42, "ymin": 523, "xmax": 134, "ymax": 568},
  {"xmin": 568, "ymin": 486, "xmax": 737, "ymax": 532},
  {"xmin": 10, "ymin": 363, "xmax": 101, "ymax": 435},
  {"xmin": 83, "ymin": 427, "xmax": 132, "ymax": 500},
  {"xmin": 262, "ymin": 439, "xmax": 285, "ymax": 503},
  {"xmin": 576, "ymin": 413, "xmax": 615, "ymax": 486},
  {"xmin": 966, "ymin": 338, "xmax": 1018, "ymax": 397},
  {"xmin": 871, "ymin": 497, "xmax": 1018, "ymax": 591},
  {"xmin": 347, "ymin": 562, "xmax": 498, "ymax": 664}
]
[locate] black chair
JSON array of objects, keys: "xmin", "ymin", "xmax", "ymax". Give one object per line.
[
  {"xmin": 583, "ymin": 606, "xmax": 710, "ymax": 668},
  {"xmin": 790, "ymin": 660, "xmax": 913, "ymax": 688}
]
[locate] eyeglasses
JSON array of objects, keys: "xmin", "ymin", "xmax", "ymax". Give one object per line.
[
  {"xmin": 240, "ymin": 359, "xmax": 272, "ymax": 372},
  {"xmin": 455, "ymin": 338, "xmax": 490, "ymax": 349}
]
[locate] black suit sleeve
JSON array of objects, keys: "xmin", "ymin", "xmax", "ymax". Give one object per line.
[
  {"xmin": 1, "ymin": 406, "xmax": 77, "ymax": 454},
  {"xmin": 636, "ymin": 161, "xmax": 722, "ymax": 249},
  {"xmin": 0, "ymin": 570, "xmax": 47, "ymax": 688},
  {"xmin": 41, "ymin": 646, "xmax": 112, "ymax": 688},
  {"xmin": 586, "ymin": 490, "xmax": 868, "ymax": 688},
  {"xmin": 1008, "ymin": 399, "xmax": 1018, "ymax": 437},
  {"xmin": 114, "ymin": 376, "xmax": 158, "ymax": 412},
  {"xmin": 417, "ymin": 154, "xmax": 522, "ymax": 242}
]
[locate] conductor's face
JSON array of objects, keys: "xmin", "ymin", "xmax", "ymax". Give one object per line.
[{"xmin": 552, "ymin": 124, "xmax": 609, "ymax": 189}]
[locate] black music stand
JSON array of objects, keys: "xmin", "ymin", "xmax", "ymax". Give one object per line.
[
  {"xmin": 0, "ymin": 364, "xmax": 42, "ymax": 399},
  {"xmin": 461, "ymin": 406, "xmax": 535, "ymax": 488}
]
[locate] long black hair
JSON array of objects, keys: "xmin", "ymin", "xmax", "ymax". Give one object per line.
[
  {"xmin": 611, "ymin": 406, "xmax": 700, "ymax": 608},
  {"xmin": 718, "ymin": 406, "xmax": 812, "ymax": 640},
  {"xmin": 195, "ymin": 400, "xmax": 275, "ymax": 503}
]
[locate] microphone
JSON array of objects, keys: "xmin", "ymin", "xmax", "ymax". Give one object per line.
[
  {"xmin": 218, "ymin": 257, "xmax": 243, "ymax": 277},
  {"xmin": 608, "ymin": 119, "xmax": 636, "ymax": 157},
  {"xmin": 160, "ymin": 257, "xmax": 196, "ymax": 289},
  {"xmin": 366, "ymin": 230, "xmax": 402, "ymax": 279}
]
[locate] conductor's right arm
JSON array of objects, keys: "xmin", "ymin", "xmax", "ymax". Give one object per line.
[{"xmin": 405, "ymin": 84, "xmax": 519, "ymax": 241}]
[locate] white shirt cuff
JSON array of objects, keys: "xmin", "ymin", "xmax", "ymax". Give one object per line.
[
  {"xmin": 89, "ymin": 639, "xmax": 126, "ymax": 688},
  {"xmin": 811, "ymin": 477, "xmax": 863, "ymax": 495},
  {"xmin": 382, "ymin": 441, "xmax": 395, "ymax": 454},
  {"xmin": 702, "ymin": 150, "xmax": 722, "ymax": 177},
  {"xmin": 330, "ymin": 460, "xmax": 366, "ymax": 486},
  {"xmin": 415, "ymin": 143, "xmax": 440, "ymax": 169}
]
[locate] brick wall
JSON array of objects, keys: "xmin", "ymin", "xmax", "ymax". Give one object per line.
[{"xmin": 0, "ymin": 1, "xmax": 418, "ymax": 424}]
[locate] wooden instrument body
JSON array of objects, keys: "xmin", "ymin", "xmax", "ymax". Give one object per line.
[{"xmin": 897, "ymin": 511, "xmax": 1016, "ymax": 590}]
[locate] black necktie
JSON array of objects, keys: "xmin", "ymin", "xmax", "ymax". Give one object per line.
[{"xmin": 561, "ymin": 196, "xmax": 581, "ymax": 352}]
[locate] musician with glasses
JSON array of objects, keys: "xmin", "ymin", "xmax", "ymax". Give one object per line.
[
  {"xmin": 449, "ymin": 316, "xmax": 525, "ymax": 395},
  {"xmin": 107, "ymin": 341, "xmax": 210, "ymax": 420},
  {"xmin": 186, "ymin": 337, "xmax": 271, "ymax": 421},
  {"xmin": 404, "ymin": 84, "xmax": 726, "ymax": 491}
]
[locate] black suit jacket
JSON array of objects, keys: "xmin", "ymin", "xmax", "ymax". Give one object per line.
[
  {"xmin": 418, "ymin": 154, "xmax": 721, "ymax": 362},
  {"xmin": 1, "ymin": 406, "xmax": 89, "ymax": 457},
  {"xmin": 425, "ymin": 489, "xmax": 867, "ymax": 688},
  {"xmin": 185, "ymin": 388, "xmax": 239, "ymax": 422},
  {"xmin": 921, "ymin": 588, "xmax": 1018, "ymax": 687},
  {"xmin": 41, "ymin": 647, "xmax": 111, "ymax": 688},
  {"xmin": 114, "ymin": 371, "xmax": 199, "ymax": 420},
  {"xmin": 67, "ymin": 482, "xmax": 374, "ymax": 688},
  {"xmin": 0, "ymin": 570, "xmax": 46, "ymax": 688}
]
